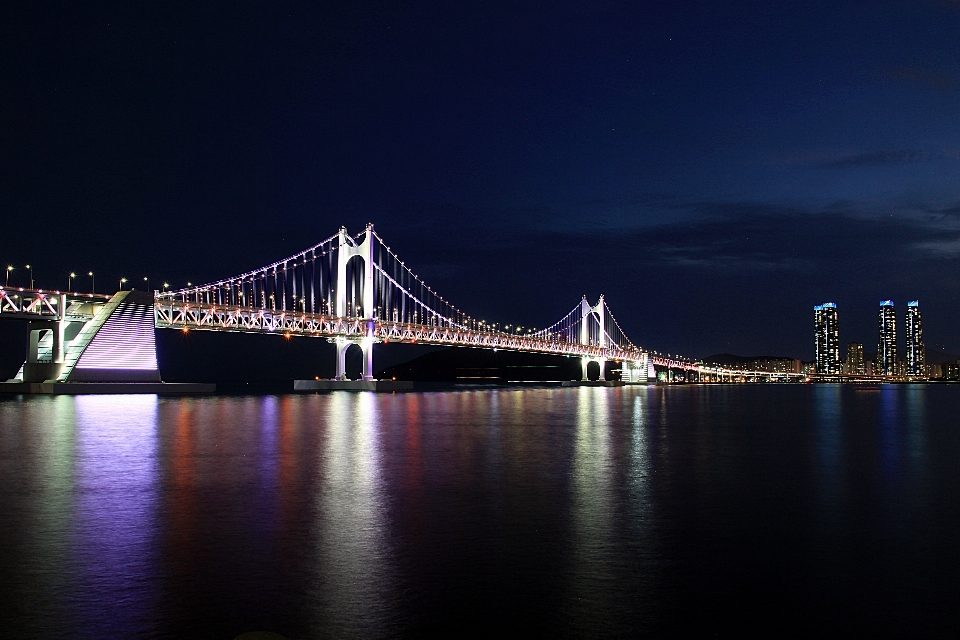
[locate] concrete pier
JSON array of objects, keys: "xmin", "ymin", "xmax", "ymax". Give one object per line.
[
  {"xmin": 0, "ymin": 382, "xmax": 215, "ymax": 395},
  {"xmin": 561, "ymin": 380, "xmax": 625, "ymax": 387},
  {"xmin": 294, "ymin": 379, "xmax": 413, "ymax": 392}
]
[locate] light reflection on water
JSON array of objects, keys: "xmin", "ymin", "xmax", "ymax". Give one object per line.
[
  {"xmin": 879, "ymin": 386, "xmax": 900, "ymax": 479},
  {"xmin": 309, "ymin": 391, "xmax": 395, "ymax": 638},
  {"xmin": 0, "ymin": 385, "xmax": 958, "ymax": 638},
  {"xmin": 569, "ymin": 387, "xmax": 615, "ymax": 632},
  {"xmin": 72, "ymin": 395, "xmax": 160, "ymax": 636}
]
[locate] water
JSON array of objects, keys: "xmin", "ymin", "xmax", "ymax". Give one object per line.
[{"xmin": 0, "ymin": 385, "xmax": 958, "ymax": 638}]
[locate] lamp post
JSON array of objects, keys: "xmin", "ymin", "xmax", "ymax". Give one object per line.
[
  {"xmin": 5, "ymin": 266, "xmax": 12, "ymax": 287},
  {"xmin": 143, "ymin": 277, "xmax": 150, "ymax": 292},
  {"xmin": 119, "ymin": 277, "xmax": 128, "ymax": 291},
  {"xmin": 69, "ymin": 272, "xmax": 76, "ymax": 291},
  {"xmin": 88, "ymin": 271, "xmax": 95, "ymax": 293},
  {"xmin": 25, "ymin": 264, "xmax": 33, "ymax": 289}
]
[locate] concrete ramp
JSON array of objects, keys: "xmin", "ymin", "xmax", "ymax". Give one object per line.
[
  {"xmin": 66, "ymin": 291, "xmax": 160, "ymax": 382},
  {"xmin": 11, "ymin": 291, "xmax": 161, "ymax": 383}
]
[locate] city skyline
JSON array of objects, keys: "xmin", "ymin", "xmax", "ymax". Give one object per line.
[{"xmin": 812, "ymin": 298, "xmax": 939, "ymax": 376}]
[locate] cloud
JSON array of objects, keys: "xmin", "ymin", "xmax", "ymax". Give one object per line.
[
  {"xmin": 653, "ymin": 245, "xmax": 811, "ymax": 271},
  {"xmin": 379, "ymin": 194, "xmax": 960, "ymax": 285},
  {"xmin": 887, "ymin": 65, "xmax": 958, "ymax": 91},
  {"xmin": 912, "ymin": 237, "xmax": 960, "ymax": 258}
]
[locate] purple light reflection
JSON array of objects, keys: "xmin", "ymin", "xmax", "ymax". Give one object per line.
[{"xmin": 70, "ymin": 394, "xmax": 160, "ymax": 637}]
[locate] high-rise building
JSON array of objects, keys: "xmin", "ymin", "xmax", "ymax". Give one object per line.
[
  {"xmin": 845, "ymin": 342, "xmax": 864, "ymax": 375},
  {"xmin": 814, "ymin": 303, "xmax": 840, "ymax": 374},
  {"xmin": 905, "ymin": 300, "xmax": 924, "ymax": 376},
  {"xmin": 877, "ymin": 300, "xmax": 897, "ymax": 376}
]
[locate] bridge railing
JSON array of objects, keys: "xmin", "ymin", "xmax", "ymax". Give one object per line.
[{"xmin": 0, "ymin": 287, "xmax": 111, "ymax": 321}]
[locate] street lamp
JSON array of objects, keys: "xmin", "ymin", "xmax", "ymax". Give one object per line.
[
  {"xmin": 88, "ymin": 272, "xmax": 95, "ymax": 293},
  {"xmin": 5, "ymin": 266, "xmax": 12, "ymax": 287},
  {"xmin": 119, "ymin": 277, "xmax": 128, "ymax": 291},
  {"xmin": 69, "ymin": 272, "xmax": 76, "ymax": 291},
  {"xmin": 25, "ymin": 264, "xmax": 33, "ymax": 289},
  {"xmin": 143, "ymin": 276, "xmax": 150, "ymax": 292}
]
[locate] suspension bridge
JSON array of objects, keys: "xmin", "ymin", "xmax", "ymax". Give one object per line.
[{"xmin": 2, "ymin": 224, "xmax": 805, "ymax": 390}]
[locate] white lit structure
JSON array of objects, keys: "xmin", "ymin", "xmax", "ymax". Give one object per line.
[
  {"xmin": 814, "ymin": 303, "xmax": 840, "ymax": 374},
  {"xmin": 877, "ymin": 300, "xmax": 897, "ymax": 376},
  {"xmin": 905, "ymin": 300, "xmax": 924, "ymax": 376},
  {"xmin": 579, "ymin": 295, "xmax": 606, "ymax": 380},
  {"xmin": 335, "ymin": 225, "xmax": 376, "ymax": 381}
]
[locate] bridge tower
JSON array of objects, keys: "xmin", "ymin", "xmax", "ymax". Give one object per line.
[
  {"xmin": 579, "ymin": 295, "xmax": 606, "ymax": 381},
  {"xmin": 334, "ymin": 224, "xmax": 376, "ymax": 381}
]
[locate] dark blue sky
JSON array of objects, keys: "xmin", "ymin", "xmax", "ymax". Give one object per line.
[{"xmin": 2, "ymin": 1, "xmax": 959, "ymax": 360}]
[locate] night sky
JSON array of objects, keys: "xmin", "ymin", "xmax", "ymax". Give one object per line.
[{"xmin": 2, "ymin": 2, "xmax": 959, "ymax": 361}]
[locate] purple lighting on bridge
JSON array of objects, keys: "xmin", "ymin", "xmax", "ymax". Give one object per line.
[{"xmin": 76, "ymin": 299, "xmax": 158, "ymax": 371}]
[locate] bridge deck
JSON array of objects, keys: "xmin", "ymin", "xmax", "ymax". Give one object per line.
[{"xmin": 154, "ymin": 300, "xmax": 639, "ymax": 360}]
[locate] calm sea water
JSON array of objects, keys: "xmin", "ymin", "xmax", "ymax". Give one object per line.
[{"xmin": 0, "ymin": 385, "xmax": 958, "ymax": 639}]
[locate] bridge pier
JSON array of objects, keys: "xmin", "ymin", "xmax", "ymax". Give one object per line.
[
  {"xmin": 362, "ymin": 337, "xmax": 374, "ymax": 381},
  {"xmin": 334, "ymin": 338, "xmax": 350, "ymax": 380},
  {"xmin": 333, "ymin": 336, "xmax": 376, "ymax": 381},
  {"xmin": 23, "ymin": 318, "xmax": 67, "ymax": 382},
  {"xmin": 580, "ymin": 356, "xmax": 606, "ymax": 381}
]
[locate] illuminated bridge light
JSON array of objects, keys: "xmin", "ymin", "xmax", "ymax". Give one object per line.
[{"xmin": 75, "ymin": 298, "xmax": 159, "ymax": 372}]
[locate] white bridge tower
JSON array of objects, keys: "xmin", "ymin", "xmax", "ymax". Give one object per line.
[
  {"xmin": 579, "ymin": 295, "xmax": 606, "ymax": 381},
  {"xmin": 333, "ymin": 224, "xmax": 376, "ymax": 381}
]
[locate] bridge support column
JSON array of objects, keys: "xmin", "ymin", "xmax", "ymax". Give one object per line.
[
  {"xmin": 334, "ymin": 338, "xmax": 350, "ymax": 380},
  {"xmin": 361, "ymin": 332, "xmax": 375, "ymax": 381},
  {"xmin": 580, "ymin": 356, "xmax": 606, "ymax": 381},
  {"xmin": 333, "ymin": 336, "xmax": 376, "ymax": 381},
  {"xmin": 23, "ymin": 319, "xmax": 66, "ymax": 382}
]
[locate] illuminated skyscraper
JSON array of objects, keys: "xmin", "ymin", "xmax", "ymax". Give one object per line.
[
  {"xmin": 814, "ymin": 303, "xmax": 840, "ymax": 374},
  {"xmin": 905, "ymin": 300, "xmax": 924, "ymax": 376},
  {"xmin": 845, "ymin": 342, "xmax": 864, "ymax": 375},
  {"xmin": 877, "ymin": 300, "xmax": 897, "ymax": 376}
]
